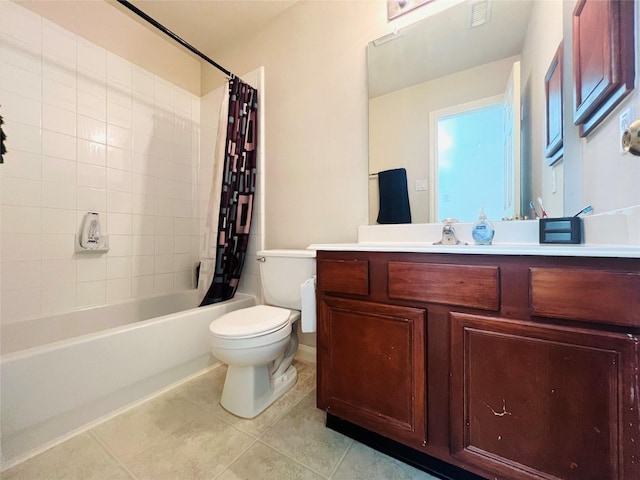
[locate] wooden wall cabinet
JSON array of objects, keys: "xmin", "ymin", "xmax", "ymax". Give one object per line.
[
  {"xmin": 572, "ymin": 0, "xmax": 635, "ymax": 137},
  {"xmin": 316, "ymin": 250, "xmax": 640, "ymax": 480},
  {"xmin": 545, "ymin": 41, "xmax": 563, "ymax": 165}
]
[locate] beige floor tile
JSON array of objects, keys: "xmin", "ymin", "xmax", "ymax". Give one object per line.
[
  {"xmin": 215, "ymin": 442, "xmax": 324, "ymax": 480},
  {"xmin": 260, "ymin": 390, "xmax": 352, "ymax": 477},
  {"xmin": 98, "ymin": 465, "xmax": 136, "ymax": 480},
  {"xmin": 92, "ymin": 390, "xmax": 216, "ymax": 461},
  {"xmin": 1, "ymin": 432, "xmax": 119, "ymax": 480},
  {"xmin": 123, "ymin": 414, "xmax": 255, "ymax": 480},
  {"xmin": 178, "ymin": 361, "xmax": 316, "ymax": 437},
  {"xmin": 331, "ymin": 442, "xmax": 439, "ymax": 479}
]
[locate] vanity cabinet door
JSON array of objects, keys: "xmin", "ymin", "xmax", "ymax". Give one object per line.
[
  {"xmin": 317, "ymin": 297, "xmax": 427, "ymax": 448},
  {"xmin": 450, "ymin": 312, "xmax": 640, "ymax": 480}
]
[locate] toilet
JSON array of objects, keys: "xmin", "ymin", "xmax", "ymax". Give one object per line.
[{"xmin": 209, "ymin": 249, "xmax": 316, "ymax": 418}]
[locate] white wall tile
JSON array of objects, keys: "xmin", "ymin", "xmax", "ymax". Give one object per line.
[
  {"xmin": 132, "ymin": 235, "xmax": 154, "ymax": 256},
  {"xmin": 174, "ymin": 270, "xmax": 194, "ymax": 291},
  {"xmin": 1, "ymin": 150, "xmax": 42, "ymax": 181},
  {"xmin": 1, "ymin": 3, "xmax": 204, "ymax": 322},
  {"xmin": 2, "ymin": 288, "xmax": 42, "ymax": 323},
  {"xmin": 154, "ymin": 216, "xmax": 174, "ymax": 235},
  {"xmin": 132, "ymin": 274, "xmax": 154, "ymax": 297},
  {"xmin": 132, "ymin": 215, "xmax": 154, "ymax": 235},
  {"xmin": 78, "ymin": 90, "xmax": 107, "ymax": 121},
  {"xmin": 4, "ymin": 122, "xmax": 41, "ymax": 154},
  {"xmin": 107, "ymin": 146, "xmax": 132, "ymax": 171},
  {"xmin": 43, "ymin": 78, "xmax": 76, "ymax": 112},
  {"xmin": 107, "ymin": 234, "xmax": 132, "ymax": 257},
  {"xmin": 154, "ymin": 254, "xmax": 174, "ymax": 274},
  {"xmin": 76, "ymin": 280, "xmax": 105, "ymax": 307},
  {"xmin": 42, "ymin": 130, "xmax": 76, "ymax": 161},
  {"xmin": 107, "ymin": 191, "xmax": 132, "ymax": 213},
  {"xmin": 1, "ymin": 260, "xmax": 42, "ymax": 290},
  {"xmin": 42, "ymin": 19, "xmax": 76, "ymax": 66},
  {"xmin": 41, "ymin": 234, "xmax": 74, "ymax": 260},
  {"xmin": 77, "ymin": 114, "xmax": 107, "ymax": 143},
  {"xmin": 154, "ymin": 273, "xmax": 174, "ymax": 294},
  {"xmin": 106, "ymin": 256, "xmax": 131, "ymax": 279},
  {"xmin": 154, "ymin": 235, "xmax": 174, "ymax": 255},
  {"xmin": 42, "ymin": 104, "xmax": 76, "ymax": 136},
  {"xmin": 106, "ymin": 167, "xmax": 132, "ymax": 192},
  {"xmin": 1, "ymin": 176, "xmax": 42, "ymax": 207},
  {"xmin": 77, "ymin": 187, "xmax": 107, "ymax": 212},
  {"xmin": 106, "ymin": 53, "xmax": 132, "ymax": 88},
  {"xmin": 42, "ymin": 208, "xmax": 76, "ymax": 234},
  {"xmin": 77, "ymin": 256, "xmax": 106, "ymax": 282},
  {"xmin": 132, "ymin": 255, "xmax": 154, "ymax": 276},
  {"xmin": 77, "ymin": 38, "xmax": 106, "ymax": 77},
  {"xmin": 0, "ymin": 34, "xmax": 42, "ymax": 75},
  {"xmin": 77, "ymin": 139, "xmax": 106, "ymax": 166},
  {"xmin": 106, "ymin": 277, "xmax": 131, "ymax": 301},
  {"xmin": 2, "ymin": 91, "xmax": 41, "ymax": 127},
  {"xmin": 1, "ymin": 63, "xmax": 42, "ymax": 100},
  {"xmin": 77, "ymin": 162, "xmax": 106, "ymax": 189},
  {"xmin": 107, "ymin": 212, "xmax": 132, "ymax": 235},
  {"xmin": 42, "ymin": 283, "xmax": 76, "ymax": 313},
  {"xmin": 43, "ymin": 181, "xmax": 76, "ymax": 209},
  {"xmin": 0, "ymin": 1, "xmax": 42, "ymax": 48},
  {"xmin": 2, "ymin": 234, "xmax": 41, "ymax": 262},
  {"xmin": 1, "ymin": 206, "xmax": 42, "ymax": 234}
]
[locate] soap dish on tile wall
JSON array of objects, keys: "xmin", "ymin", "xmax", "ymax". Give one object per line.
[{"xmin": 74, "ymin": 235, "xmax": 110, "ymax": 253}]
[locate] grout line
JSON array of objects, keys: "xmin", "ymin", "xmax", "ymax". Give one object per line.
[
  {"xmin": 90, "ymin": 430, "xmax": 140, "ymax": 480},
  {"xmin": 255, "ymin": 439, "xmax": 331, "ymax": 479},
  {"xmin": 210, "ymin": 436, "xmax": 259, "ymax": 479},
  {"xmin": 327, "ymin": 441, "xmax": 353, "ymax": 479}
]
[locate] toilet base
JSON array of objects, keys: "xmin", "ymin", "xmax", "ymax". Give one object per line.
[{"xmin": 220, "ymin": 364, "xmax": 298, "ymax": 419}]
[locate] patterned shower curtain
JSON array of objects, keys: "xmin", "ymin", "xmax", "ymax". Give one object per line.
[{"xmin": 200, "ymin": 77, "xmax": 258, "ymax": 305}]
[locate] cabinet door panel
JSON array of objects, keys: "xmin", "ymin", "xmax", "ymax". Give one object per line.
[
  {"xmin": 450, "ymin": 313, "xmax": 639, "ymax": 480},
  {"xmin": 318, "ymin": 297, "xmax": 426, "ymax": 447}
]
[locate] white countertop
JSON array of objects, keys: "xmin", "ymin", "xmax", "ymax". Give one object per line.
[{"xmin": 308, "ymin": 242, "xmax": 640, "ymax": 258}]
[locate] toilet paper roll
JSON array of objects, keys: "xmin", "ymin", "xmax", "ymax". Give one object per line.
[{"xmin": 300, "ymin": 276, "xmax": 317, "ymax": 333}]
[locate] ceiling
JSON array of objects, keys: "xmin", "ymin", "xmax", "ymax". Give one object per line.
[
  {"xmin": 112, "ymin": 0, "xmax": 299, "ymax": 60},
  {"xmin": 367, "ymin": 0, "xmax": 533, "ymax": 98}
]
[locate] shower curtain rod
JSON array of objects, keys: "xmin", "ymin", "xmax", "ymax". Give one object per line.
[{"xmin": 116, "ymin": 0, "xmax": 235, "ymax": 79}]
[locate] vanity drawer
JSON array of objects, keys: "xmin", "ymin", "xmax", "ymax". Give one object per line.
[
  {"xmin": 530, "ymin": 268, "xmax": 640, "ymax": 327},
  {"xmin": 388, "ymin": 262, "xmax": 500, "ymax": 311},
  {"xmin": 318, "ymin": 259, "xmax": 369, "ymax": 296}
]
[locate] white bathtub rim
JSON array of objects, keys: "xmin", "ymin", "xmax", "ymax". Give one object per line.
[{"xmin": 1, "ymin": 292, "xmax": 257, "ymax": 362}]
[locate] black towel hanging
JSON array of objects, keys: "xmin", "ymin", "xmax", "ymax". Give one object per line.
[{"xmin": 376, "ymin": 168, "xmax": 412, "ymax": 224}]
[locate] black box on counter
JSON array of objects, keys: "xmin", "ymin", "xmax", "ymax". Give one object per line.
[{"xmin": 539, "ymin": 217, "xmax": 583, "ymax": 244}]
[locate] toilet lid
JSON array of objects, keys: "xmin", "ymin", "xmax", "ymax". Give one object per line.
[{"xmin": 210, "ymin": 305, "xmax": 291, "ymax": 338}]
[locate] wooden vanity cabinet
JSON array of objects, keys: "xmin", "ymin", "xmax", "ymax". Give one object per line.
[{"xmin": 316, "ymin": 251, "xmax": 640, "ymax": 480}]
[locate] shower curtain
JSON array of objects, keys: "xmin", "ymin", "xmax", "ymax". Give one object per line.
[{"xmin": 200, "ymin": 77, "xmax": 258, "ymax": 306}]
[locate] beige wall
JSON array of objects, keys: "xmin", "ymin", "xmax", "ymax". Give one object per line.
[
  {"xmin": 520, "ymin": 0, "xmax": 564, "ymax": 217},
  {"xmin": 17, "ymin": 0, "xmax": 201, "ymax": 94},
  {"xmin": 202, "ymin": 0, "xmax": 454, "ymax": 248}
]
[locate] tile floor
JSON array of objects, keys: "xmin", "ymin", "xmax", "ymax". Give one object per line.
[{"xmin": 2, "ymin": 361, "xmax": 439, "ymax": 480}]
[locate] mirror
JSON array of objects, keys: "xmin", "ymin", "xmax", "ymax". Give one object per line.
[{"xmin": 367, "ymin": 0, "xmax": 564, "ymax": 223}]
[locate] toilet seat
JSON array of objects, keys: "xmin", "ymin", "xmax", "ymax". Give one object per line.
[{"xmin": 210, "ymin": 305, "xmax": 292, "ymax": 339}]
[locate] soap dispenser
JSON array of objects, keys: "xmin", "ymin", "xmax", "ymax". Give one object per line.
[
  {"xmin": 472, "ymin": 207, "xmax": 495, "ymax": 245},
  {"xmin": 80, "ymin": 212, "xmax": 102, "ymax": 249}
]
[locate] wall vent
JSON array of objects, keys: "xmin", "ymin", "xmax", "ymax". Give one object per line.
[{"xmin": 469, "ymin": 0, "xmax": 491, "ymax": 28}]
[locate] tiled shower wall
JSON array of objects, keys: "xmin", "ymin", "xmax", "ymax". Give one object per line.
[{"xmin": 0, "ymin": 2, "xmax": 202, "ymax": 324}]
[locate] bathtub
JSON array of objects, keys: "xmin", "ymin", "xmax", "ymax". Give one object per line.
[{"xmin": 0, "ymin": 290, "xmax": 256, "ymax": 469}]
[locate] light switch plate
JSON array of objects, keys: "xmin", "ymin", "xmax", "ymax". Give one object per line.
[
  {"xmin": 619, "ymin": 107, "xmax": 634, "ymax": 153},
  {"xmin": 415, "ymin": 179, "xmax": 428, "ymax": 191}
]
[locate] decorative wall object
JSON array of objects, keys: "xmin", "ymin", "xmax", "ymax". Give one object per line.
[
  {"xmin": 572, "ymin": 0, "xmax": 635, "ymax": 137},
  {"xmin": 545, "ymin": 41, "xmax": 563, "ymax": 165},
  {"xmin": 388, "ymin": 0, "xmax": 434, "ymax": 21}
]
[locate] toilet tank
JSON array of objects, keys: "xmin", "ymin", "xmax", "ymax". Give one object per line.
[{"xmin": 258, "ymin": 249, "xmax": 316, "ymax": 310}]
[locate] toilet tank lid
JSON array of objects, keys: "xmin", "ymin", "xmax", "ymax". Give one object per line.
[
  {"xmin": 257, "ymin": 248, "xmax": 316, "ymax": 258},
  {"xmin": 210, "ymin": 305, "xmax": 292, "ymax": 338}
]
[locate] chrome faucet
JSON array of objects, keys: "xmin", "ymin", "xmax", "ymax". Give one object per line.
[{"xmin": 434, "ymin": 218, "xmax": 467, "ymax": 245}]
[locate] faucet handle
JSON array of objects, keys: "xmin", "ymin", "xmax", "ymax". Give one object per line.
[{"xmin": 441, "ymin": 218, "xmax": 459, "ymax": 225}]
